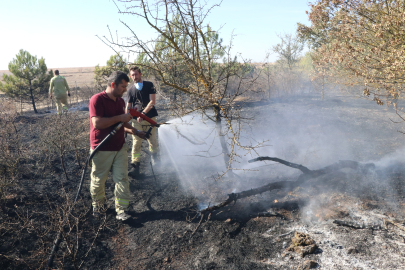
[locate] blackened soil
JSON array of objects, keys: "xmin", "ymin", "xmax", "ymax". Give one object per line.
[{"xmin": 2, "ymin": 94, "xmax": 405, "ymax": 269}]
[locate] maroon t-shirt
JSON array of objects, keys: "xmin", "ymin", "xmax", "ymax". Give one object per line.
[{"xmin": 89, "ymin": 91, "xmax": 126, "ymax": 151}]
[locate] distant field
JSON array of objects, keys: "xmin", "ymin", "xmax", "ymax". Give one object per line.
[
  {"xmin": 0, "ymin": 67, "xmax": 98, "ymax": 112},
  {"xmin": 0, "ymin": 66, "xmax": 96, "ymax": 89}
]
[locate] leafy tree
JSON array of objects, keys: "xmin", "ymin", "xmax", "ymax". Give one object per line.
[
  {"xmin": 272, "ymin": 33, "xmax": 304, "ymax": 71},
  {"xmin": 0, "ymin": 49, "xmax": 53, "ymax": 113},
  {"xmin": 132, "ymin": 52, "xmax": 152, "ymax": 78},
  {"xmin": 298, "ymin": 0, "xmax": 405, "ymax": 105},
  {"xmin": 101, "ymin": 0, "xmax": 262, "ymax": 176},
  {"xmin": 94, "ymin": 54, "xmax": 129, "ymax": 89},
  {"xmin": 134, "ymin": 12, "xmax": 227, "ymax": 102},
  {"xmin": 269, "ymin": 33, "xmax": 305, "ymax": 95}
]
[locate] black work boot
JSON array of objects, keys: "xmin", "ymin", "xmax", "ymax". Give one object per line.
[{"xmin": 128, "ymin": 162, "xmax": 140, "ymax": 178}]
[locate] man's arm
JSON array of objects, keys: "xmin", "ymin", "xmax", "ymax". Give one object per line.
[
  {"xmin": 142, "ymin": 94, "xmax": 156, "ymax": 114},
  {"xmin": 125, "ymin": 88, "xmax": 133, "ymax": 114},
  {"xmin": 91, "ymin": 113, "xmax": 133, "ymax": 130},
  {"xmin": 123, "ymin": 122, "xmax": 147, "ymax": 139},
  {"xmin": 49, "ymin": 79, "xmax": 54, "ymax": 98},
  {"xmin": 136, "ymin": 94, "xmax": 155, "ymax": 123},
  {"xmin": 125, "ymin": 102, "xmax": 132, "ymax": 114}
]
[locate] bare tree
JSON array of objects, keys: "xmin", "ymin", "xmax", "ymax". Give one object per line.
[
  {"xmin": 272, "ymin": 33, "xmax": 304, "ymax": 72},
  {"xmin": 100, "ymin": 0, "xmax": 265, "ymax": 176}
]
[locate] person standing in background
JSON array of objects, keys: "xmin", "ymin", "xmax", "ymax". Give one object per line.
[{"xmin": 49, "ymin": 70, "xmax": 70, "ymax": 114}]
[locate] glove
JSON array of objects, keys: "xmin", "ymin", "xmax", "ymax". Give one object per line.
[{"xmin": 68, "ymin": 93, "xmax": 71, "ymax": 97}]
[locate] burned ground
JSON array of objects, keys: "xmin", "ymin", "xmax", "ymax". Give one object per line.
[{"xmin": 1, "ymin": 94, "xmax": 405, "ymax": 269}]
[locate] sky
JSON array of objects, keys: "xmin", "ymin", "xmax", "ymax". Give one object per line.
[{"xmin": 0, "ymin": 0, "xmax": 311, "ymax": 70}]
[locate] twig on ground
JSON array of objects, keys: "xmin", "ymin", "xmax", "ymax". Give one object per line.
[
  {"xmin": 277, "ymin": 231, "xmax": 294, "ymax": 238},
  {"xmin": 384, "ymin": 219, "xmax": 405, "ymax": 232},
  {"xmin": 190, "ymin": 213, "xmax": 205, "ymax": 239},
  {"xmin": 78, "ymin": 214, "xmax": 107, "ymax": 269},
  {"xmin": 0, "ymin": 253, "xmax": 29, "ymax": 268}
]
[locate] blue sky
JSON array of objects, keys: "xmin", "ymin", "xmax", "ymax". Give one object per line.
[{"xmin": 0, "ymin": 0, "xmax": 311, "ymax": 70}]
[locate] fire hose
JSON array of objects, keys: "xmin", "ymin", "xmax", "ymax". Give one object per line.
[
  {"xmin": 128, "ymin": 108, "xmax": 160, "ymax": 137},
  {"xmin": 46, "ymin": 108, "xmax": 159, "ymax": 269}
]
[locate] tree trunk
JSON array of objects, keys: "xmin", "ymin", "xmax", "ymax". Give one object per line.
[
  {"xmin": 321, "ymin": 69, "xmax": 325, "ymax": 101},
  {"xmin": 214, "ymin": 106, "xmax": 232, "ymax": 172},
  {"xmin": 75, "ymin": 81, "xmax": 78, "ymax": 105},
  {"xmin": 29, "ymin": 81, "xmax": 38, "ymax": 113},
  {"xmin": 267, "ymin": 71, "xmax": 271, "ymax": 100}
]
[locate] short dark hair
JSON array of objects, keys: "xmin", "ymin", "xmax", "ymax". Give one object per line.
[
  {"xmin": 107, "ymin": 71, "xmax": 129, "ymax": 87},
  {"xmin": 54, "ymin": 70, "xmax": 59, "ymax": 75},
  {"xmin": 129, "ymin": 66, "xmax": 141, "ymax": 74}
]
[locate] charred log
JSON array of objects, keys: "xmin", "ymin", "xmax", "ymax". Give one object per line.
[
  {"xmin": 200, "ymin": 157, "xmax": 375, "ymax": 214},
  {"xmin": 255, "ymin": 211, "xmax": 282, "ymax": 218},
  {"xmin": 248, "ymin": 157, "xmax": 311, "ymax": 174},
  {"xmin": 200, "ymin": 180, "xmax": 296, "ymax": 214},
  {"xmin": 333, "ymin": 220, "xmax": 384, "ymax": 230}
]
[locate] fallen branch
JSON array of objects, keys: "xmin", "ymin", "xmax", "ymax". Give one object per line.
[
  {"xmin": 248, "ymin": 157, "xmax": 311, "ymax": 174},
  {"xmin": 0, "ymin": 253, "xmax": 29, "ymax": 268},
  {"xmin": 200, "ymin": 157, "xmax": 375, "ymax": 214},
  {"xmin": 383, "ymin": 219, "xmax": 405, "ymax": 243},
  {"xmin": 277, "ymin": 231, "xmax": 294, "ymax": 238},
  {"xmin": 249, "ymin": 157, "xmax": 375, "ymax": 180},
  {"xmin": 78, "ymin": 214, "xmax": 107, "ymax": 269},
  {"xmin": 384, "ymin": 219, "xmax": 405, "ymax": 232},
  {"xmin": 333, "ymin": 220, "xmax": 384, "ymax": 230},
  {"xmin": 201, "ymin": 180, "xmax": 293, "ymax": 214},
  {"xmin": 256, "ymin": 211, "xmax": 281, "ymax": 218},
  {"xmin": 190, "ymin": 213, "xmax": 205, "ymax": 238}
]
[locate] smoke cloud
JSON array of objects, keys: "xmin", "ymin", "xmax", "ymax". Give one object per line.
[{"xmin": 157, "ymin": 95, "xmax": 405, "ymax": 218}]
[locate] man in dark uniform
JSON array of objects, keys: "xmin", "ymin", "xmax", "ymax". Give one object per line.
[{"xmin": 126, "ymin": 66, "xmax": 159, "ymax": 177}]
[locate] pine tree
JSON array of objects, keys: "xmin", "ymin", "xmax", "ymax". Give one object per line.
[
  {"xmin": 94, "ymin": 54, "xmax": 129, "ymax": 89},
  {"xmin": 0, "ymin": 49, "xmax": 53, "ymax": 113}
]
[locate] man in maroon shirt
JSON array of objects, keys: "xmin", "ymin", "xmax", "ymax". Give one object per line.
[{"xmin": 89, "ymin": 71, "xmax": 147, "ymax": 221}]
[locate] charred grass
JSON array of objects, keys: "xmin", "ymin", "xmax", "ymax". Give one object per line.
[{"xmin": 1, "ymin": 95, "xmax": 405, "ymax": 269}]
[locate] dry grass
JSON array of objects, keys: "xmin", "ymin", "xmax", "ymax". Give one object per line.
[
  {"xmin": 0, "ymin": 67, "xmax": 98, "ymax": 113},
  {"xmin": 49, "ymin": 67, "xmax": 96, "ymax": 88},
  {"xmin": 0, "ymin": 66, "xmax": 96, "ymax": 88}
]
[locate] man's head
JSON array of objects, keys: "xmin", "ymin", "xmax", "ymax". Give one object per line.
[
  {"xmin": 54, "ymin": 70, "xmax": 59, "ymax": 75},
  {"xmin": 129, "ymin": 66, "xmax": 142, "ymax": 83},
  {"xmin": 107, "ymin": 71, "xmax": 130, "ymax": 98}
]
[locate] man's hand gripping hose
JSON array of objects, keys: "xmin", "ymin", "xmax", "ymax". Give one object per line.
[{"xmin": 129, "ymin": 108, "xmax": 164, "ymax": 137}]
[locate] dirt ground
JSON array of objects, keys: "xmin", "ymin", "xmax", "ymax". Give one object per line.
[{"xmin": 2, "ymin": 93, "xmax": 405, "ymax": 269}]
